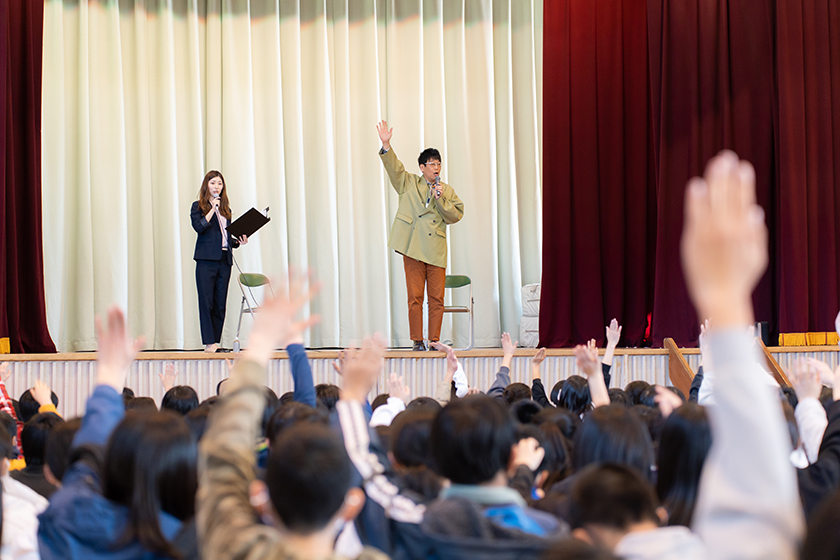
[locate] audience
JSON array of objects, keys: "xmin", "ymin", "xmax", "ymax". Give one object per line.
[{"xmin": 1, "ymin": 150, "xmax": 835, "ymax": 560}]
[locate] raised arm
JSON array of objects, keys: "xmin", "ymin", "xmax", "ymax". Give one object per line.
[
  {"xmin": 198, "ymin": 275, "xmax": 319, "ymax": 560},
  {"xmin": 377, "ymin": 120, "xmax": 409, "ymax": 194},
  {"xmin": 286, "ymin": 337, "xmax": 317, "ymax": 408},
  {"xmin": 531, "ymin": 348, "xmax": 551, "ymax": 408},
  {"xmin": 488, "ymin": 333, "xmax": 516, "ymax": 398},
  {"xmin": 574, "ymin": 341, "xmax": 609, "ymax": 409},
  {"xmin": 73, "ymin": 307, "xmax": 143, "ymax": 450},
  {"xmin": 683, "ymin": 151, "xmax": 803, "ymax": 560}
]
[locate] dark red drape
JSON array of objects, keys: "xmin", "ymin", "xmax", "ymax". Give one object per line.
[
  {"xmin": 541, "ymin": 0, "xmax": 840, "ymax": 347},
  {"xmin": 0, "ymin": 0, "xmax": 56, "ymax": 353}
]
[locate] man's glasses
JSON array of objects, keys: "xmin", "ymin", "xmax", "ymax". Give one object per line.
[{"xmin": 422, "ymin": 161, "xmax": 442, "ymax": 168}]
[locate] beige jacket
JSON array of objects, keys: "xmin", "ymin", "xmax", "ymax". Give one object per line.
[
  {"xmin": 380, "ymin": 148, "xmax": 464, "ymax": 268},
  {"xmin": 197, "ymin": 359, "xmax": 389, "ymax": 560}
]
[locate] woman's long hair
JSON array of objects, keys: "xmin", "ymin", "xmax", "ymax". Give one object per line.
[
  {"xmin": 102, "ymin": 410, "xmax": 197, "ymax": 559},
  {"xmin": 656, "ymin": 403, "xmax": 711, "ymax": 527},
  {"xmin": 197, "ymin": 170, "xmax": 231, "ymax": 220}
]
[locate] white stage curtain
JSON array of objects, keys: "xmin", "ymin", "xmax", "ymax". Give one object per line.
[{"xmin": 41, "ymin": 0, "xmax": 543, "ymax": 351}]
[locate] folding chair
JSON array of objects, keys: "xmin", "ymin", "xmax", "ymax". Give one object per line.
[
  {"xmin": 233, "ymin": 273, "xmax": 273, "ymax": 353},
  {"xmin": 443, "ymin": 275, "xmax": 474, "ymax": 350}
]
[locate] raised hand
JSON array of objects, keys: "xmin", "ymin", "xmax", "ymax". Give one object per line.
[
  {"xmin": 376, "ymin": 120, "xmax": 393, "ymax": 150},
  {"xmin": 501, "ymin": 332, "xmax": 518, "ymax": 369},
  {"xmin": 788, "ymin": 359, "xmax": 822, "ymax": 402},
  {"xmin": 575, "ymin": 342, "xmax": 609, "ymax": 408},
  {"xmin": 31, "ymin": 379, "xmax": 53, "ymax": 407},
  {"xmin": 509, "ymin": 437, "xmax": 546, "ymax": 474},
  {"xmin": 605, "ymin": 319, "xmax": 622, "ymax": 347},
  {"xmin": 681, "ymin": 151, "xmax": 768, "ymax": 328},
  {"xmin": 95, "ymin": 306, "xmax": 145, "ymax": 392},
  {"xmin": 0, "ymin": 363, "xmax": 9, "ymax": 384},
  {"xmin": 159, "ymin": 363, "xmax": 178, "ymax": 392},
  {"xmin": 531, "ymin": 348, "xmax": 546, "ymax": 380},
  {"xmin": 806, "ymin": 358, "xmax": 834, "ymax": 387},
  {"xmin": 654, "ymin": 385, "xmax": 684, "ymax": 419},
  {"xmin": 388, "ymin": 372, "xmax": 411, "ymax": 404},
  {"xmin": 247, "ymin": 273, "xmax": 321, "ymax": 366},
  {"xmin": 341, "ymin": 335, "xmax": 386, "ymax": 402}
]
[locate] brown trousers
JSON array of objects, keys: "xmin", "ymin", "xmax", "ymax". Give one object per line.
[{"xmin": 403, "ymin": 255, "xmax": 446, "ymax": 342}]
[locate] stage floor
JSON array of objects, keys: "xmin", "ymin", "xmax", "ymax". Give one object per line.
[{"xmin": 3, "ymin": 346, "xmax": 838, "ymax": 418}]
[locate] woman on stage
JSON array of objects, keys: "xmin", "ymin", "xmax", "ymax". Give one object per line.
[{"xmin": 190, "ymin": 171, "xmax": 247, "ymax": 353}]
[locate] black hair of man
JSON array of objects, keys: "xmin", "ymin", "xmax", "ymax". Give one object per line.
[
  {"xmin": 18, "ymin": 389, "xmax": 59, "ymax": 423},
  {"xmin": 0, "ymin": 411, "xmax": 15, "ymax": 440},
  {"xmin": 20, "ymin": 412, "xmax": 63, "ymax": 466},
  {"xmin": 161, "ymin": 386, "xmax": 199, "ymax": 416},
  {"xmin": 569, "ymin": 463, "xmax": 660, "ymax": 531},
  {"xmin": 431, "ymin": 395, "xmax": 516, "ymax": 485},
  {"xmin": 44, "ymin": 418, "xmax": 82, "ymax": 482},
  {"xmin": 418, "ymin": 147, "xmax": 441, "ymax": 167},
  {"xmin": 266, "ymin": 423, "xmax": 353, "ymax": 534}
]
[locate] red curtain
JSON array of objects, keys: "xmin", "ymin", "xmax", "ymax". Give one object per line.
[
  {"xmin": 541, "ymin": 0, "xmax": 840, "ymax": 347},
  {"xmin": 0, "ymin": 0, "xmax": 56, "ymax": 353}
]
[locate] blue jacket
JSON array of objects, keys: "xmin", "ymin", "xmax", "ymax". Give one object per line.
[
  {"xmin": 190, "ymin": 201, "xmax": 240, "ymax": 265},
  {"xmin": 38, "ymin": 386, "xmax": 183, "ymax": 560}
]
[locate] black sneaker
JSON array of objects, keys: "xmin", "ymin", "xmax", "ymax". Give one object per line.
[{"xmin": 412, "ymin": 340, "xmax": 427, "ymax": 351}]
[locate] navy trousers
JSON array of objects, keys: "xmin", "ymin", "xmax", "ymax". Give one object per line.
[{"xmin": 196, "ymin": 257, "xmax": 232, "ymax": 345}]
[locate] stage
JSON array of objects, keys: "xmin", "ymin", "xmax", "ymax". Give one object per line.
[{"xmin": 3, "ymin": 346, "xmax": 839, "ymax": 418}]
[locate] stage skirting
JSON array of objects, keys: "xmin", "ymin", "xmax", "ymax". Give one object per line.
[{"xmin": 3, "ymin": 347, "xmax": 838, "ymax": 418}]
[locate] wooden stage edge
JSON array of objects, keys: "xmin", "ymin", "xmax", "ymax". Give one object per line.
[{"xmin": 3, "ymin": 345, "xmax": 839, "ymax": 362}]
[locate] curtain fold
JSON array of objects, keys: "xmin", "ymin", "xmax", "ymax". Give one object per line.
[
  {"xmin": 42, "ymin": 0, "xmax": 544, "ymax": 351},
  {"xmin": 0, "ymin": 0, "xmax": 56, "ymax": 353},
  {"xmin": 542, "ymin": 0, "xmax": 840, "ymax": 347}
]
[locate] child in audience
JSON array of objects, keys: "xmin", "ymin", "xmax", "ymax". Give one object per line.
[
  {"xmin": 10, "ymin": 412, "xmax": 63, "ymax": 498},
  {"xmin": 38, "ymin": 308, "xmax": 198, "ymax": 560},
  {"xmin": 1, "ymin": 427, "xmax": 48, "ymax": 560}
]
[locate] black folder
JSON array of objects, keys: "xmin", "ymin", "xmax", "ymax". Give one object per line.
[{"xmin": 226, "ymin": 208, "xmax": 270, "ymax": 239}]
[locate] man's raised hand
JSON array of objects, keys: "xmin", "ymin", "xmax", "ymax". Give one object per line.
[{"xmin": 376, "ymin": 120, "xmax": 393, "ymax": 150}]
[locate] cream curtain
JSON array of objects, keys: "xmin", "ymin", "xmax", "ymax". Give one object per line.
[{"xmin": 41, "ymin": 0, "xmax": 543, "ymax": 351}]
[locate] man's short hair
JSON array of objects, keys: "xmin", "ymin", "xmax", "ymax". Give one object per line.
[
  {"xmin": 19, "ymin": 389, "xmax": 59, "ymax": 423},
  {"xmin": 418, "ymin": 148, "xmax": 441, "ymax": 167},
  {"xmin": 20, "ymin": 412, "xmax": 63, "ymax": 466},
  {"xmin": 431, "ymin": 395, "xmax": 515, "ymax": 484},
  {"xmin": 161, "ymin": 386, "xmax": 199, "ymax": 416},
  {"xmin": 266, "ymin": 423, "xmax": 352, "ymax": 534},
  {"xmin": 569, "ymin": 463, "xmax": 660, "ymax": 530}
]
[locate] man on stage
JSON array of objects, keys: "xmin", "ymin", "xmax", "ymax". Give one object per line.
[{"xmin": 377, "ymin": 120, "xmax": 465, "ymax": 351}]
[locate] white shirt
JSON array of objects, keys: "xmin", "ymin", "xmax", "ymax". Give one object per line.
[{"xmin": 1, "ymin": 475, "xmax": 49, "ymax": 560}]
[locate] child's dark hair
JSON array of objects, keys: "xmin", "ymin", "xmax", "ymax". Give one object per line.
[
  {"xmin": 557, "ymin": 376, "xmax": 591, "ymax": 416},
  {"xmin": 266, "ymin": 423, "xmax": 353, "ymax": 534},
  {"xmin": 624, "ymin": 380, "xmax": 650, "ymax": 405},
  {"xmin": 503, "ymin": 382, "xmax": 532, "ymax": 406},
  {"xmin": 391, "ymin": 409, "xmax": 443, "ymax": 501},
  {"xmin": 573, "ymin": 405, "xmax": 655, "ymax": 481},
  {"xmin": 44, "ymin": 418, "xmax": 82, "ymax": 482},
  {"xmin": 161, "ymin": 386, "xmax": 199, "ymax": 416},
  {"xmin": 656, "ymin": 403, "xmax": 711, "ymax": 527},
  {"xmin": 102, "ymin": 411, "xmax": 197, "ymax": 559},
  {"xmin": 20, "ymin": 412, "xmax": 63, "ymax": 466},
  {"xmin": 569, "ymin": 463, "xmax": 660, "ymax": 530},
  {"xmin": 315, "ymin": 384, "xmax": 340, "ymax": 412},
  {"xmin": 431, "ymin": 395, "xmax": 515, "ymax": 485},
  {"xmin": 18, "ymin": 389, "xmax": 59, "ymax": 423}
]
